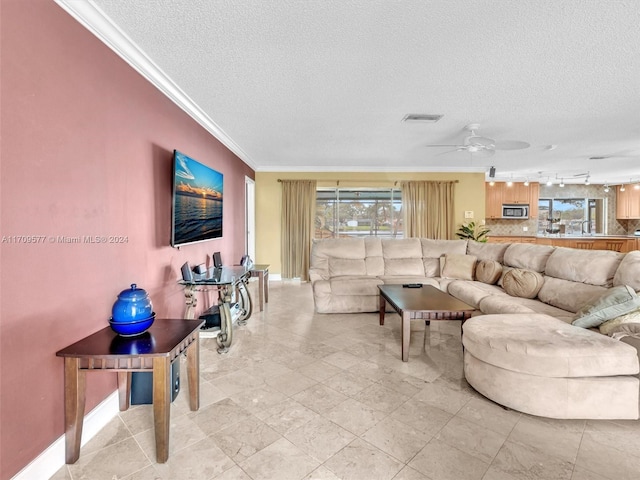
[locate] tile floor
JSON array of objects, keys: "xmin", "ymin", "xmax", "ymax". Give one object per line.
[{"xmin": 52, "ymin": 281, "xmax": 640, "ymax": 480}]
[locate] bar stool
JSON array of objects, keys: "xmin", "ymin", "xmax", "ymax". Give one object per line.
[{"xmin": 605, "ymin": 241, "xmax": 624, "ymax": 252}]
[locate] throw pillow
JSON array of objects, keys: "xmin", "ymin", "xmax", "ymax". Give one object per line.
[
  {"xmin": 502, "ymin": 269, "xmax": 544, "ymax": 299},
  {"xmin": 475, "ymin": 260, "xmax": 503, "ymax": 285},
  {"xmin": 440, "ymin": 253, "xmax": 477, "ymax": 280},
  {"xmin": 598, "ymin": 307, "xmax": 640, "ymax": 335},
  {"xmin": 607, "ymin": 323, "xmax": 640, "ymax": 340},
  {"xmin": 572, "ymin": 285, "xmax": 640, "ymax": 329}
]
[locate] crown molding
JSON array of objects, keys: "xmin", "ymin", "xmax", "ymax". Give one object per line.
[
  {"xmin": 257, "ymin": 165, "xmax": 486, "ymax": 173},
  {"xmin": 53, "ymin": 0, "xmax": 257, "ymax": 170}
]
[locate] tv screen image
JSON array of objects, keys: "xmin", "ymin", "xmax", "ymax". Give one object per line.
[{"xmin": 171, "ymin": 150, "xmax": 223, "ymax": 247}]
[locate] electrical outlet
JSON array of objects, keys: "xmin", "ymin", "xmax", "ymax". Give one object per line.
[
  {"xmin": 464, "ymin": 211, "xmax": 474, "ymax": 219},
  {"xmin": 523, "ymin": 226, "xmax": 528, "ymax": 231}
]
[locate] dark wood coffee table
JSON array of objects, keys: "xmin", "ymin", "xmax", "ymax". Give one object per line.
[{"xmin": 378, "ymin": 284, "xmax": 475, "ymax": 362}]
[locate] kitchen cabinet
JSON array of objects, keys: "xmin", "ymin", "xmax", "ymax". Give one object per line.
[
  {"xmin": 485, "ymin": 183, "xmax": 504, "ymax": 219},
  {"xmin": 527, "ymin": 183, "xmax": 540, "ymax": 218},
  {"xmin": 616, "ymin": 185, "xmax": 640, "ymax": 219},
  {"xmin": 485, "ymin": 182, "xmax": 539, "ymax": 219},
  {"xmin": 502, "ymin": 183, "xmax": 529, "ymax": 204}
]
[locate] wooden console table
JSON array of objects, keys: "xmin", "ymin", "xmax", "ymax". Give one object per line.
[
  {"xmin": 56, "ymin": 318, "xmax": 203, "ymax": 464},
  {"xmin": 250, "ymin": 264, "xmax": 270, "ymax": 311}
]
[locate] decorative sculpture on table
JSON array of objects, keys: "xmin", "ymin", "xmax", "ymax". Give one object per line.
[{"xmin": 109, "ymin": 284, "xmax": 155, "ymax": 336}]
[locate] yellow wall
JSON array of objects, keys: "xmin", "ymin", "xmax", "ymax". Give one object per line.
[{"xmin": 255, "ymin": 171, "xmax": 486, "ymax": 275}]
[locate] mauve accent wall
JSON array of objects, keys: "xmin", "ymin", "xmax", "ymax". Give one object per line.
[{"xmin": 0, "ymin": 1, "xmax": 254, "ymax": 477}]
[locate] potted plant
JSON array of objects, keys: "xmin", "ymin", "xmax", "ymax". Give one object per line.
[{"xmin": 456, "ymin": 221, "xmax": 491, "ymax": 243}]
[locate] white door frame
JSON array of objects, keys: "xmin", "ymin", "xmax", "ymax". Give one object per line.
[{"xmin": 245, "ymin": 176, "xmax": 256, "ymax": 259}]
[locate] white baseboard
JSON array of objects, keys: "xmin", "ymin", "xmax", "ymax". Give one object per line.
[{"xmin": 12, "ymin": 391, "xmax": 119, "ymax": 480}]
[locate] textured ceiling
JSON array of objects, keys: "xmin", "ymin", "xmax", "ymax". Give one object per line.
[{"xmin": 58, "ymin": 0, "xmax": 640, "ymax": 185}]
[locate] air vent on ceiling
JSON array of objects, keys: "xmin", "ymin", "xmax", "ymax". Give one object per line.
[{"xmin": 402, "ymin": 114, "xmax": 444, "ymax": 123}]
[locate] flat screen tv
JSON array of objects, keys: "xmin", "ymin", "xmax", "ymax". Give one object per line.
[{"xmin": 171, "ymin": 150, "xmax": 223, "ymax": 247}]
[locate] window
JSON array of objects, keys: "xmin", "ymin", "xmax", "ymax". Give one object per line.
[
  {"xmin": 316, "ymin": 188, "xmax": 402, "ymax": 238},
  {"xmin": 538, "ymin": 198, "xmax": 607, "ymax": 235}
]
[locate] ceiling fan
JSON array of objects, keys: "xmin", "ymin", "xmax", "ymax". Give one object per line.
[{"xmin": 425, "ymin": 123, "xmax": 530, "ymax": 157}]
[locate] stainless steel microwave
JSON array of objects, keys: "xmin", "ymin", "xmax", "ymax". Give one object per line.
[{"xmin": 502, "ymin": 204, "xmax": 529, "ymax": 219}]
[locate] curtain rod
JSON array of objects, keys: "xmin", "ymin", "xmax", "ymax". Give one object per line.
[{"xmin": 277, "ymin": 179, "xmax": 460, "ymax": 184}]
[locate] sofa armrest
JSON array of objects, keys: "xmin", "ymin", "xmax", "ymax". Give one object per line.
[{"xmin": 309, "ymin": 268, "xmax": 327, "ymax": 284}]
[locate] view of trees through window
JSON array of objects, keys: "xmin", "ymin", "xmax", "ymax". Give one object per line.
[
  {"xmin": 538, "ymin": 198, "xmax": 606, "ymax": 235},
  {"xmin": 316, "ymin": 188, "xmax": 402, "ymax": 238}
]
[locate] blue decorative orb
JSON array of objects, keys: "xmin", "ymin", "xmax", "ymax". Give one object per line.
[
  {"xmin": 109, "ymin": 314, "xmax": 155, "ymax": 336},
  {"xmin": 111, "ymin": 284, "xmax": 153, "ymax": 323}
]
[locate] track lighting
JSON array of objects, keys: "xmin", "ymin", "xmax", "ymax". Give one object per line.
[
  {"xmin": 604, "ymin": 184, "xmax": 610, "ymax": 193},
  {"xmin": 559, "ymin": 178, "xmax": 565, "ymax": 187},
  {"xmin": 523, "ymin": 180, "xmax": 530, "ymax": 186},
  {"xmin": 620, "ymin": 184, "xmax": 626, "ymax": 192},
  {"xmin": 584, "ymin": 176, "xmax": 590, "ymax": 185},
  {"xmin": 546, "ymin": 178, "xmax": 553, "ymax": 186}
]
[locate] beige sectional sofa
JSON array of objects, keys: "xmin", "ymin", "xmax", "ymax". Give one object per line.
[{"xmin": 309, "ymin": 237, "xmax": 640, "ymax": 419}]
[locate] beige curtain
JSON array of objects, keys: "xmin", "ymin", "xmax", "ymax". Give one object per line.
[
  {"xmin": 281, "ymin": 180, "xmax": 317, "ymax": 280},
  {"xmin": 401, "ymin": 181, "xmax": 456, "ymax": 239}
]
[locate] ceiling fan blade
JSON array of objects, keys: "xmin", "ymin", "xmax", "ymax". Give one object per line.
[
  {"xmin": 472, "ymin": 148, "xmax": 496, "ymax": 158},
  {"xmin": 494, "ymin": 140, "xmax": 530, "ymax": 150},
  {"xmin": 434, "ymin": 149, "xmax": 463, "ymax": 156},
  {"xmin": 424, "ymin": 144, "xmax": 463, "ymax": 148}
]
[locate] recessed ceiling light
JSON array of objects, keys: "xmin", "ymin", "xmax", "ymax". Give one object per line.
[{"xmin": 402, "ymin": 114, "xmax": 444, "ymax": 123}]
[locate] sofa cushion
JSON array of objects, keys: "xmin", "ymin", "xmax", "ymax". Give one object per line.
[
  {"xmin": 573, "ymin": 285, "xmax": 640, "ymax": 329},
  {"xmin": 364, "ymin": 237, "xmax": 384, "ymax": 276},
  {"xmin": 421, "ymin": 238, "xmax": 467, "ymax": 258},
  {"xmin": 440, "ymin": 253, "xmax": 477, "ymax": 280},
  {"xmin": 328, "ymin": 276, "xmax": 383, "ymax": 296},
  {"xmin": 379, "ymin": 276, "xmax": 439, "ymax": 289},
  {"xmin": 503, "ymin": 243, "xmax": 554, "ymax": 272},
  {"xmin": 477, "ymin": 295, "xmax": 537, "ymax": 314},
  {"xmin": 328, "ymin": 258, "xmax": 367, "ymax": 277},
  {"xmin": 502, "ymin": 269, "xmax": 544, "ymax": 299},
  {"xmin": 384, "ymin": 258, "xmax": 425, "ymax": 276},
  {"xmin": 423, "ymin": 258, "xmax": 440, "ymax": 277},
  {"xmin": 467, "ymin": 241, "xmax": 510, "ymax": 263},
  {"xmin": 462, "ymin": 314, "xmax": 640, "ymax": 378},
  {"xmin": 537, "ymin": 276, "xmax": 607, "ymax": 313},
  {"xmin": 447, "ymin": 280, "xmax": 504, "ymax": 309},
  {"xmin": 545, "ymin": 247, "xmax": 623, "ymax": 287},
  {"xmin": 475, "ymin": 260, "xmax": 503, "ymax": 285},
  {"xmin": 382, "ymin": 238, "xmax": 424, "ymax": 275},
  {"xmin": 613, "ymin": 250, "xmax": 640, "ymax": 292},
  {"xmin": 478, "ymin": 295, "xmax": 574, "ymax": 322}
]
